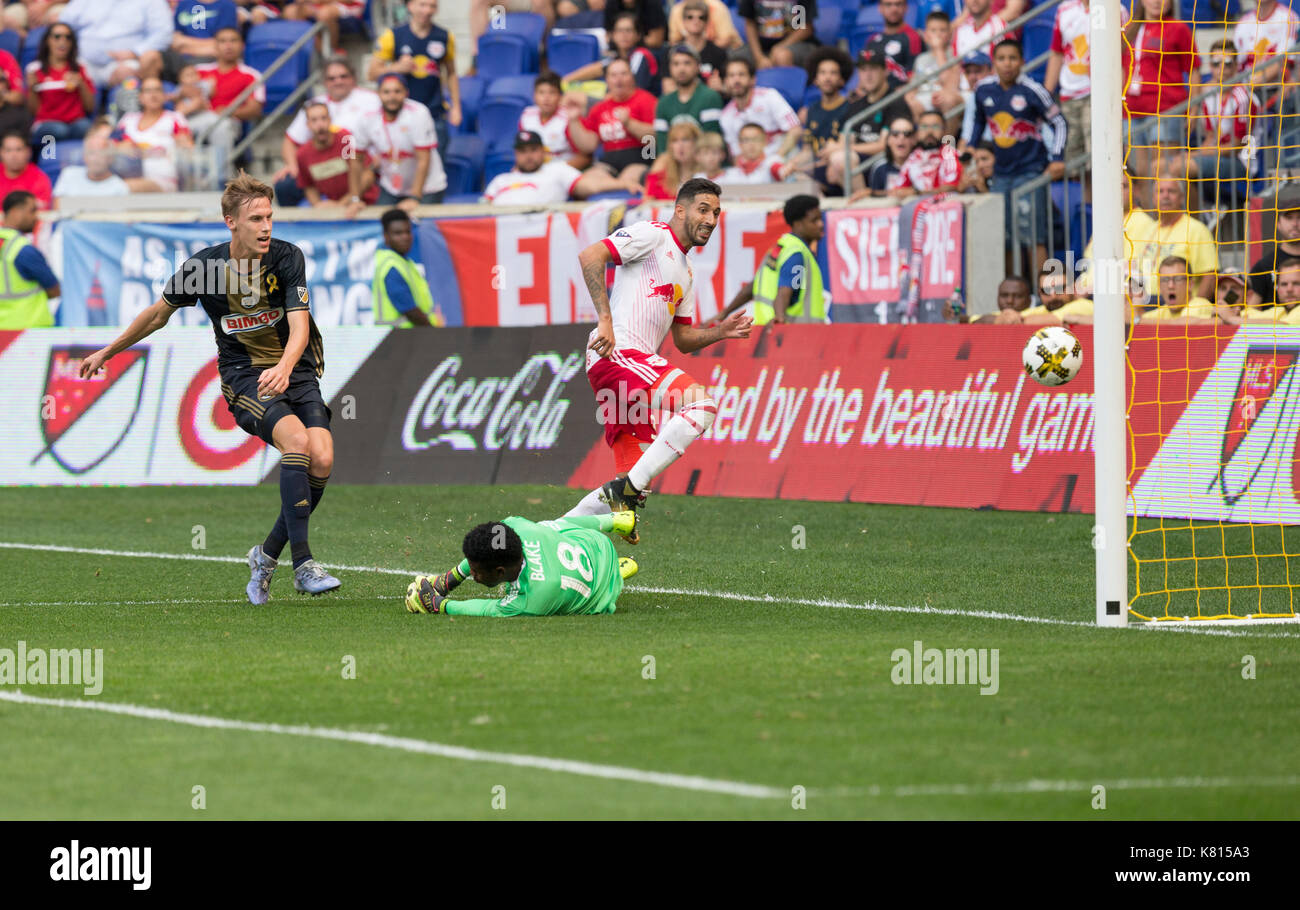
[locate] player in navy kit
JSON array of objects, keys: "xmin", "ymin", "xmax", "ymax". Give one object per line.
[{"xmin": 78, "ymin": 173, "xmax": 340, "ymax": 603}]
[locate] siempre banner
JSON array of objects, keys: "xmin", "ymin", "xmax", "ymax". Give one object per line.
[
  {"xmin": 826, "ymin": 201, "xmax": 964, "ymax": 322},
  {"xmin": 430, "ymin": 202, "xmax": 787, "ymax": 327},
  {"xmin": 330, "ymin": 326, "xmax": 602, "ymax": 485},
  {"xmin": 0, "ymin": 327, "xmax": 387, "ymax": 486},
  {"xmin": 58, "ymin": 221, "xmax": 388, "ymax": 328}
]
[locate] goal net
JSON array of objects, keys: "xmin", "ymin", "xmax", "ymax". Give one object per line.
[{"xmin": 1104, "ymin": 0, "xmax": 1300, "ymax": 623}]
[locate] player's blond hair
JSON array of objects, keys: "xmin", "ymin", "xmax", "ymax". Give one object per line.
[{"xmin": 221, "ymin": 171, "xmax": 274, "ymax": 221}]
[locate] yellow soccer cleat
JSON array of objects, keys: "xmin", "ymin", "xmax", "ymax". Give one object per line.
[
  {"xmin": 405, "ymin": 575, "xmax": 444, "ymax": 614},
  {"xmin": 619, "ymin": 556, "xmax": 639, "ymax": 580},
  {"xmin": 611, "ymin": 509, "xmax": 640, "ymax": 544}
]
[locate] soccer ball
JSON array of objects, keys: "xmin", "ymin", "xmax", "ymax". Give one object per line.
[{"xmin": 1021, "ymin": 326, "xmax": 1083, "ymax": 387}]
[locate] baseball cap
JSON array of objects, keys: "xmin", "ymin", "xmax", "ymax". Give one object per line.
[
  {"xmin": 1277, "ymin": 183, "xmax": 1300, "ymax": 211},
  {"xmin": 962, "ymin": 51, "xmax": 992, "ymax": 68},
  {"xmin": 858, "ymin": 48, "xmax": 887, "ymax": 69},
  {"xmin": 670, "ymin": 43, "xmax": 700, "ymax": 62},
  {"xmin": 1217, "ymin": 267, "xmax": 1246, "ymax": 286},
  {"xmin": 514, "ymin": 130, "xmax": 544, "ymax": 149}
]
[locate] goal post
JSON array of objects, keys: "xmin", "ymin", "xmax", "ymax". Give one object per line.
[{"xmin": 1092, "ymin": 0, "xmax": 1127, "ymax": 627}]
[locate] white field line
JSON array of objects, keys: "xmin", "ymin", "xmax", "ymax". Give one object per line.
[
  {"xmin": 818, "ymin": 774, "xmax": 1300, "ymax": 799},
  {"xmin": 3, "ymin": 541, "xmax": 1300, "ymax": 638},
  {"xmin": 0, "ymin": 690, "xmax": 784, "ymax": 800}
]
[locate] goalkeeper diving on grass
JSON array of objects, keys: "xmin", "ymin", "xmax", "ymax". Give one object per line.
[{"xmin": 405, "ymin": 511, "xmax": 641, "ymax": 616}]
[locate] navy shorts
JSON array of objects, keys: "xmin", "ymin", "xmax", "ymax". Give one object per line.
[{"xmin": 220, "ymin": 367, "xmax": 332, "ymax": 445}]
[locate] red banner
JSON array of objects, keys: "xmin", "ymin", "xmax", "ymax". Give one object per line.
[
  {"xmin": 436, "ymin": 203, "xmax": 786, "ymax": 327},
  {"xmin": 826, "ymin": 201, "xmax": 965, "ymax": 311},
  {"xmin": 568, "ymin": 324, "xmax": 1239, "ymax": 513}
]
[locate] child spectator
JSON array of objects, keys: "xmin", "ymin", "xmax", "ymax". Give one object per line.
[
  {"xmin": 908, "ymin": 10, "xmax": 964, "ymax": 123},
  {"xmin": 692, "ymin": 130, "xmax": 727, "ymax": 181},
  {"xmin": 367, "ymin": 0, "xmax": 461, "ymax": 157},
  {"xmin": 519, "ymin": 72, "xmax": 580, "ymax": 166},
  {"xmin": 719, "ymin": 121, "xmax": 792, "ymax": 184}
]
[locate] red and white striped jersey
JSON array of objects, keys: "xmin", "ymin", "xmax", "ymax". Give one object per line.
[
  {"xmin": 352, "ymin": 99, "xmax": 446, "ymax": 196},
  {"xmin": 1200, "ymin": 84, "xmax": 1260, "ymax": 145},
  {"xmin": 1051, "ymin": 0, "xmax": 1130, "ymax": 101},
  {"xmin": 518, "ymin": 105, "xmax": 575, "ymax": 158},
  {"xmin": 719, "ymin": 86, "xmax": 799, "ymax": 158},
  {"xmin": 600, "ymin": 220, "xmax": 697, "ymax": 354},
  {"xmin": 896, "ymin": 144, "xmax": 962, "ymax": 192},
  {"xmin": 953, "ymin": 14, "xmax": 1008, "ymax": 59},
  {"xmin": 1233, "ymin": 3, "xmax": 1299, "ymax": 72},
  {"xmin": 116, "ymin": 109, "xmax": 191, "ymax": 154}
]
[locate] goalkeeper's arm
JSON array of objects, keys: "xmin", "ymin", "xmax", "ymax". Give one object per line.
[{"xmin": 77, "ymin": 299, "xmax": 176, "ymax": 379}]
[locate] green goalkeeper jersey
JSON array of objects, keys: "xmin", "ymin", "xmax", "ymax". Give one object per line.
[{"xmin": 444, "ymin": 514, "xmax": 624, "ymax": 617}]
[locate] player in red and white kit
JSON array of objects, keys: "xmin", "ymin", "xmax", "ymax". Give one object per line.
[
  {"xmin": 566, "ymin": 178, "xmax": 753, "ymax": 533},
  {"xmin": 891, "ymin": 110, "xmax": 962, "ymax": 318}
]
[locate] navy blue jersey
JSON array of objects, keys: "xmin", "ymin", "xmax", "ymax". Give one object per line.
[
  {"xmin": 964, "ymin": 74, "xmax": 1067, "ymax": 176},
  {"xmin": 375, "ymin": 22, "xmax": 454, "ymax": 117}
]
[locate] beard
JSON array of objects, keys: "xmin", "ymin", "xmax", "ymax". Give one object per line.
[{"xmin": 917, "ymin": 137, "xmax": 942, "ymax": 150}]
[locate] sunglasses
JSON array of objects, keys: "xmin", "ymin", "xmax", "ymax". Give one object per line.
[
  {"xmin": 50, "ymin": 33, "xmax": 73, "ymax": 41},
  {"xmin": 683, "ymin": 11, "xmax": 706, "ymax": 19},
  {"xmin": 891, "ymin": 128, "xmax": 916, "ymax": 136}
]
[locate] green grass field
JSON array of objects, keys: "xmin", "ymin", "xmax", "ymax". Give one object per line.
[{"xmin": 1, "ymin": 484, "xmax": 1298, "ymax": 820}]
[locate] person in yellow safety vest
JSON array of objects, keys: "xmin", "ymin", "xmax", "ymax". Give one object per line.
[
  {"xmin": 0, "ymin": 189, "xmax": 59, "ymax": 329},
  {"xmin": 372, "ymin": 208, "xmax": 445, "ymax": 327},
  {"xmin": 718, "ymin": 194, "xmax": 826, "ymax": 325}
]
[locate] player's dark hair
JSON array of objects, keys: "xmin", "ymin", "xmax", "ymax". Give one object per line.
[
  {"xmin": 303, "ymin": 100, "xmax": 330, "ymax": 118},
  {"xmin": 3, "ymin": 190, "xmax": 35, "ymax": 215},
  {"xmin": 676, "ymin": 176, "xmax": 721, "ymax": 206},
  {"xmin": 806, "ymin": 46, "xmax": 852, "ymax": 84},
  {"xmin": 38, "ymin": 20, "xmax": 80, "ymax": 73},
  {"xmin": 975, "ymin": 140, "xmax": 998, "ymax": 156},
  {"xmin": 0, "ymin": 129, "xmax": 28, "ymax": 148},
  {"xmin": 926, "ymin": 10, "xmax": 952, "ymax": 25},
  {"xmin": 534, "ymin": 71, "xmax": 562, "ymax": 92},
  {"xmin": 725, "ymin": 55, "xmax": 755, "ymax": 79},
  {"xmin": 463, "ymin": 522, "xmax": 524, "ymax": 570},
  {"xmin": 1277, "ymin": 256, "xmax": 1300, "ymax": 272},
  {"xmin": 993, "ymin": 37, "xmax": 1023, "ymax": 58},
  {"xmin": 918, "ymin": 109, "xmax": 945, "ymax": 126},
  {"xmin": 381, "ymin": 208, "xmax": 411, "ymax": 232},
  {"xmin": 323, "ymin": 55, "xmax": 355, "ymax": 78},
  {"xmin": 783, "ymin": 194, "xmax": 820, "ymax": 228},
  {"xmin": 1159, "ymin": 255, "xmax": 1190, "ymax": 273},
  {"xmin": 1003, "ymin": 274, "xmax": 1032, "ymax": 291}
]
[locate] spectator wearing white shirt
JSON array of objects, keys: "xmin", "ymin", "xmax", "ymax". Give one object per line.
[
  {"xmin": 58, "ymin": 0, "xmax": 171, "ymax": 88},
  {"xmin": 718, "ymin": 56, "xmax": 801, "ymax": 159},
  {"xmin": 112, "ymin": 76, "xmax": 193, "ymax": 192},
  {"xmin": 274, "ymin": 57, "xmax": 381, "ymax": 206},
  {"xmin": 951, "ymin": 0, "xmax": 1008, "ymax": 60},
  {"xmin": 53, "ymin": 122, "xmax": 129, "ymax": 206},
  {"xmin": 483, "ymin": 130, "xmax": 641, "ymax": 205},
  {"xmin": 518, "ymin": 72, "xmax": 581, "ymax": 167},
  {"xmin": 719, "ymin": 122, "xmax": 791, "ymax": 185},
  {"xmin": 352, "ymin": 73, "xmax": 446, "ymax": 210}
]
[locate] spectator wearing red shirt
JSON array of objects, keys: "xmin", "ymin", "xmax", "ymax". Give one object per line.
[
  {"xmin": 295, "ymin": 101, "xmax": 375, "ymax": 217},
  {"xmin": 190, "ymin": 28, "xmax": 264, "ymax": 168},
  {"xmin": 0, "ymin": 47, "xmax": 24, "ymax": 109},
  {"xmin": 564, "ymin": 58, "xmax": 658, "ymax": 184},
  {"xmin": 1123, "ymin": 0, "xmax": 1198, "ymax": 170},
  {"xmin": 0, "ymin": 131, "xmax": 53, "ymax": 210},
  {"xmin": 26, "ymin": 23, "xmax": 96, "ymax": 146}
]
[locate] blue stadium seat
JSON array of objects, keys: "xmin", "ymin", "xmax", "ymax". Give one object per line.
[
  {"xmin": 1191, "ymin": 0, "xmax": 1241, "ymax": 27},
  {"xmin": 0, "ymin": 29, "xmax": 19, "ymax": 61},
  {"xmin": 1023, "ymin": 18, "xmax": 1054, "ymax": 83},
  {"xmin": 443, "ymin": 193, "xmax": 483, "ymax": 205},
  {"xmin": 479, "ymin": 96, "xmax": 527, "ymax": 152},
  {"xmin": 756, "ymin": 66, "xmax": 807, "ymax": 112},
  {"xmin": 1067, "ymin": 201, "xmax": 1092, "ymax": 262},
  {"xmin": 485, "ymin": 148, "xmax": 515, "ymax": 184},
  {"xmin": 849, "ymin": 8, "xmax": 887, "ymax": 60},
  {"xmin": 912, "ymin": 0, "xmax": 961, "ymax": 30},
  {"xmin": 486, "ymin": 74, "xmax": 537, "ymax": 104},
  {"xmin": 730, "ymin": 7, "xmax": 746, "ymax": 43},
  {"xmin": 246, "ymin": 21, "xmax": 314, "ymax": 109},
  {"xmin": 502, "ymin": 12, "xmax": 546, "ymax": 48},
  {"xmin": 586, "ymin": 190, "xmax": 640, "ymax": 201},
  {"xmin": 814, "ymin": 7, "xmax": 842, "ymax": 47},
  {"xmin": 21, "ymin": 26, "xmax": 45, "ymax": 70},
  {"xmin": 547, "ymin": 32, "xmax": 600, "ymax": 75},
  {"xmin": 38, "ymin": 137, "xmax": 82, "ymax": 183},
  {"xmin": 444, "ymin": 135, "xmax": 486, "ymax": 196},
  {"xmin": 477, "ymin": 33, "xmax": 535, "ymax": 78},
  {"xmin": 456, "ymin": 75, "xmax": 487, "ymax": 135}
]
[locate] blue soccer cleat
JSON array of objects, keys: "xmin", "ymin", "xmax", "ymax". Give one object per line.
[
  {"xmin": 293, "ymin": 560, "xmax": 341, "ymax": 596},
  {"xmin": 246, "ymin": 545, "xmax": 277, "ymax": 605}
]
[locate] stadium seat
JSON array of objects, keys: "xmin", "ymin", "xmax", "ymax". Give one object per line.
[
  {"xmin": 479, "ymin": 96, "xmax": 528, "ymax": 152},
  {"xmin": 1190, "ymin": 0, "xmax": 1241, "ymax": 27},
  {"xmin": 21, "ymin": 26, "xmax": 45, "ymax": 70},
  {"xmin": 502, "ymin": 11, "xmax": 546, "ymax": 61},
  {"xmin": 849, "ymin": 8, "xmax": 887, "ymax": 60},
  {"xmin": 444, "ymin": 135, "xmax": 486, "ymax": 196},
  {"xmin": 456, "ymin": 75, "xmax": 487, "ymax": 135},
  {"xmin": 1023, "ymin": 19, "xmax": 1054, "ymax": 82},
  {"xmin": 0, "ymin": 29, "xmax": 19, "ymax": 61},
  {"xmin": 586, "ymin": 190, "xmax": 640, "ymax": 201},
  {"xmin": 813, "ymin": 7, "xmax": 842, "ymax": 47},
  {"xmin": 485, "ymin": 148, "xmax": 515, "ymax": 184},
  {"xmin": 730, "ymin": 7, "xmax": 746, "ymax": 44},
  {"xmin": 477, "ymin": 33, "xmax": 535, "ymax": 79},
  {"xmin": 443, "ymin": 193, "xmax": 483, "ymax": 205},
  {"xmin": 1067, "ymin": 201, "xmax": 1093, "ymax": 262},
  {"xmin": 912, "ymin": 0, "xmax": 961, "ymax": 30},
  {"xmin": 37, "ymin": 137, "xmax": 82, "ymax": 182},
  {"xmin": 245, "ymin": 21, "xmax": 314, "ymax": 109},
  {"xmin": 756, "ymin": 66, "xmax": 807, "ymax": 112},
  {"xmin": 486, "ymin": 74, "xmax": 537, "ymax": 104},
  {"xmin": 546, "ymin": 32, "xmax": 600, "ymax": 75}
]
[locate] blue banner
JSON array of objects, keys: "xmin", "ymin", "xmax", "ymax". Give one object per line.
[{"xmin": 57, "ymin": 220, "xmax": 409, "ymax": 327}]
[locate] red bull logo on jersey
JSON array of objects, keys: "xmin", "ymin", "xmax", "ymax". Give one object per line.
[
  {"xmin": 988, "ymin": 112, "xmax": 1039, "ymax": 149},
  {"xmin": 651, "ymin": 282, "xmax": 684, "ymax": 315},
  {"xmin": 221, "ymin": 307, "xmax": 284, "ymax": 334}
]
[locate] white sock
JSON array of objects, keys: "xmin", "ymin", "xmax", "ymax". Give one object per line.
[
  {"xmin": 627, "ymin": 398, "xmax": 716, "ymax": 490},
  {"xmin": 565, "ymin": 487, "xmax": 610, "ymax": 517}
]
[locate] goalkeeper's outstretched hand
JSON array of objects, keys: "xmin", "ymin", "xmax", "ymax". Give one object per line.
[{"xmin": 405, "ymin": 576, "xmax": 447, "ymax": 614}]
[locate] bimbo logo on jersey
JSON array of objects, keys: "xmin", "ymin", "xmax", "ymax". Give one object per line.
[
  {"xmin": 402, "ymin": 351, "xmax": 583, "ymax": 452},
  {"xmin": 220, "ymin": 307, "xmax": 285, "ymax": 334}
]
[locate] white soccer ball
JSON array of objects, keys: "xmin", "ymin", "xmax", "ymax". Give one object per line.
[{"xmin": 1021, "ymin": 326, "xmax": 1083, "ymax": 387}]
